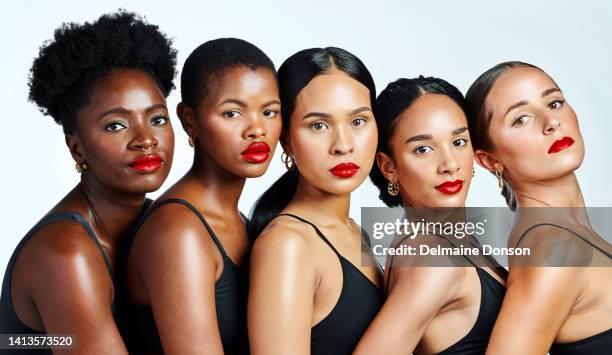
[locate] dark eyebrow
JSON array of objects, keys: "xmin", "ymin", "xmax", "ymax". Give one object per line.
[
  {"xmin": 504, "ymin": 100, "xmax": 529, "ymax": 117},
  {"xmin": 405, "ymin": 134, "xmax": 433, "ymax": 143},
  {"xmin": 302, "ymin": 112, "xmax": 332, "ymax": 120},
  {"xmin": 261, "ymin": 100, "xmax": 281, "ymax": 108},
  {"xmin": 219, "ymin": 99, "xmax": 247, "ymax": 107},
  {"xmin": 98, "ymin": 107, "xmax": 130, "ymax": 120},
  {"xmin": 349, "ymin": 107, "xmax": 372, "ymax": 116},
  {"xmin": 541, "ymin": 87, "xmax": 561, "ymax": 97},
  {"xmin": 146, "ymin": 104, "xmax": 168, "ymax": 113},
  {"xmin": 452, "ymin": 127, "xmax": 468, "ymax": 135}
]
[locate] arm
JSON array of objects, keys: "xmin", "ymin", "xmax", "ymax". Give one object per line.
[
  {"xmin": 26, "ymin": 223, "xmax": 127, "ymax": 355},
  {"xmin": 248, "ymin": 226, "xmax": 315, "ymax": 355},
  {"xmin": 354, "ymin": 266, "xmax": 462, "ymax": 355},
  {"xmin": 485, "ymin": 267, "xmax": 583, "ymax": 355},
  {"xmin": 135, "ymin": 206, "xmax": 224, "ymax": 355}
]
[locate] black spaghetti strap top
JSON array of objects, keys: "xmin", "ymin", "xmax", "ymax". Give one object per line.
[
  {"xmin": 119, "ymin": 198, "xmax": 249, "ymax": 354},
  {"xmin": 515, "ymin": 223, "xmax": 612, "ymax": 354},
  {"xmin": 385, "ymin": 235, "xmax": 506, "ymax": 355},
  {"xmin": 0, "ymin": 212, "xmax": 114, "ymax": 354},
  {"xmin": 277, "ymin": 213, "xmax": 383, "ymax": 355}
]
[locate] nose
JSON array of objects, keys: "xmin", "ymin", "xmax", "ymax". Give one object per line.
[
  {"xmin": 130, "ymin": 122, "xmax": 159, "ymax": 152},
  {"xmin": 542, "ymin": 114, "xmax": 561, "ymax": 135},
  {"xmin": 330, "ymin": 125, "xmax": 353, "ymax": 155},
  {"xmin": 437, "ymin": 146, "xmax": 460, "ymax": 175},
  {"xmin": 244, "ymin": 114, "xmax": 267, "ymax": 139}
]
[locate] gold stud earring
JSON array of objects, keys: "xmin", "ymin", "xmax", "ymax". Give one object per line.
[
  {"xmin": 188, "ymin": 136, "xmax": 195, "ymax": 147},
  {"xmin": 494, "ymin": 170, "xmax": 504, "ymax": 190},
  {"xmin": 387, "ymin": 181, "xmax": 399, "ymax": 196},
  {"xmin": 75, "ymin": 162, "xmax": 88, "ymax": 173},
  {"xmin": 281, "ymin": 151, "xmax": 295, "ymax": 170}
]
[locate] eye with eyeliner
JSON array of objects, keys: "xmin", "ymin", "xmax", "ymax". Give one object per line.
[
  {"xmin": 352, "ymin": 117, "xmax": 367, "ymax": 127},
  {"xmin": 310, "ymin": 121, "xmax": 329, "ymax": 131},
  {"xmin": 105, "ymin": 121, "xmax": 127, "ymax": 132},
  {"xmin": 414, "ymin": 145, "xmax": 433, "ymax": 155},
  {"xmin": 150, "ymin": 114, "xmax": 169, "ymax": 126},
  {"xmin": 263, "ymin": 109, "xmax": 279, "ymax": 119},
  {"xmin": 512, "ymin": 113, "xmax": 531, "ymax": 127},
  {"xmin": 223, "ymin": 110, "xmax": 243, "ymax": 119},
  {"xmin": 548, "ymin": 98, "xmax": 565, "ymax": 110},
  {"xmin": 453, "ymin": 138, "xmax": 468, "ymax": 147}
]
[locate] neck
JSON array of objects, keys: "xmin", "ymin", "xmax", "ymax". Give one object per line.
[
  {"xmin": 289, "ymin": 175, "xmax": 352, "ymax": 224},
  {"xmin": 187, "ymin": 149, "xmax": 246, "ymax": 212},
  {"xmin": 513, "ymin": 172, "xmax": 585, "ymax": 208},
  {"xmin": 78, "ymin": 176, "xmax": 144, "ymax": 244}
]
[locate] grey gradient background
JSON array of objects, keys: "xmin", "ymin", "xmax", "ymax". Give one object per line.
[{"xmin": 1, "ymin": 0, "xmax": 611, "ymax": 276}]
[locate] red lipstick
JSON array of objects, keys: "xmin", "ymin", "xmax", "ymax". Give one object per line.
[
  {"xmin": 241, "ymin": 142, "xmax": 270, "ymax": 163},
  {"xmin": 128, "ymin": 154, "xmax": 162, "ymax": 173},
  {"xmin": 435, "ymin": 180, "xmax": 464, "ymax": 195},
  {"xmin": 329, "ymin": 162, "xmax": 360, "ymax": 178},
  {"xmin": 548, "ymin": 136, "xmax": 574, "ymax": 154}
]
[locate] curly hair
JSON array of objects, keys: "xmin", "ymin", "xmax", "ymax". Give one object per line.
[
  {"xmin": 370, "ymin": 76, "xmax": 467, "ymax": 207},
  {"xmin": 28, "ymin": 9, "xmax": 177, "ymax": 134}
]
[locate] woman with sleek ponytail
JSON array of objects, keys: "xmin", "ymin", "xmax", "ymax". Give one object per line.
[{"xmin": 248, "ymin": 47, "xmax": 383, "ymax": 355}]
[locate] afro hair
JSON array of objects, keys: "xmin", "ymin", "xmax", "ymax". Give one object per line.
[{"xmin": 28, "ymin": 9, "xmax": 177, "ymax": 134}]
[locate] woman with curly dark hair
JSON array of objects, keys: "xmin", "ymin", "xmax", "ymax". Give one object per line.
[{"xmin": 0, "ymin": 10, "xmax": 177, "ymax": 354}]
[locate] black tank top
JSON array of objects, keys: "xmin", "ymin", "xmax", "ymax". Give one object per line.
[
  {"xmin": 385, "ymin": 237, "xmax": 507, "ymax": 355},
  {"xmin": 276, "ymin": 213, "xmax": 384, "ymax": 355},
  {"xmin": 0, "ymin": 212, "xmax": 114, "ymax": 354},
  {"xmin": 119, "ymin": 198, "xmax": 249, "ymax": 354},
  {"xmin": 515, "ymin": 223, "xmax": 612, "ymax": 355}
]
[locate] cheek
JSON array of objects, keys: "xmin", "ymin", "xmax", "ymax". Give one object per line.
[
  {"xmin": 84, "ymin": 132, "xmax": 126, "ymax": 166},
  {"xmin": 291, "ymin": 130, "xmax": 328, "ymax": 170}
]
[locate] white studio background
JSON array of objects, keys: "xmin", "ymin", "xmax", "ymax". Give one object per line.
[{"xmin": 1, "ymin": 0, "xmax": 611, "ymax": 276}]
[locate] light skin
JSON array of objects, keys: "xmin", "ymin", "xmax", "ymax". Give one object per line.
[
  {"xmin": 355, "ymin": 94, "xmax": 505, "ymax": 354},
  {"xmin": 11, "ymin": 67, "xmax": 174, "ymax": 354},
  {"xmin": 474, "ymin": 67, "xmax": 612, "ymax": 354},
  {"xmin": 248, "ymin": 69, "xmax": 382, "ymax": 355},
  {"xmin": 126, "ymin": 66, "xmax": 281, "ymax": 355}
]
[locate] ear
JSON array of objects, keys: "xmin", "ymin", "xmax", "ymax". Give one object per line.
[
  {"xmin": 376, "ymin": 151, "xmax": 397, "ymax": 182},
  {"xmin": 474, "ymin": 149, "xmax": 503, "ymax": 173},
  {"xmin": 176, "ymin": 102, "xmax": 197, "ymax": 139},
  {"xmin": 65, "ymin": 134, "xmax": 85, "ymax": 164}
]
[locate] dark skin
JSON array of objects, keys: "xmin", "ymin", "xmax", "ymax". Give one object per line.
[
  {"xmin": 11, "ymin": 68, "xmax": 174, "ymax": 354},
  {"xmin": 126, "ymin": 66, "xmax": 282, "ymax": 355}
]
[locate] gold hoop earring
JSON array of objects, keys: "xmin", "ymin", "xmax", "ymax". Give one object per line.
[
  {"xmin": 387, "ymin": 181, "xmax": 399, "ymax": 196},
  {"xmin": 281, "ymin": 151, "xmax": 295, "ymax": 170},
  {"xmin": 494, "ymin": 170, "xmax": 504, "ymax": 190},
  {"xmin": 188, "ymin": 136, "xmax": 195, "ymax": 147},
  {"xmin": 75, "ymin": 162, "xmax": 88, "ymax": 173}
]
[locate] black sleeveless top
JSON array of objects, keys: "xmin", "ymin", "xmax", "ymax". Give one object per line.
[
  {"xmin": 0, "ymin": 212, "xmax": 114, "ymax": 354},
  {"xmin": 277, "ymin": 213, "xmax": 384, "ymax": 355},
  {"xmin": 515, "ymin": 223, "xmax": 612, "ymax": 355},
  {"xmin": 119, "ymin": 198, "xmax": 249, "ymax": 354},
  {"xmin": 385, "ymin": 237, "xmax": 507, "ymax": 355}
]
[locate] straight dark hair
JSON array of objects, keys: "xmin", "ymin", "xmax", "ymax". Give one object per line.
[
  {"xmin": 465, "ymin": 61, "xmax": 542, "ymax": 211},
  {"xmin": 370, "ymin": 76, "xmax": 467, "ymax": 207},
  {"xmin": 248, "ymin": 47, "xmax": 376, "ymax": 240}
]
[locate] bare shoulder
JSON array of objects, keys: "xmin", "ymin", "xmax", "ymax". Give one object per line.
[{"xmin": 251, "ymin": 216, "xmax": 315, "ymax": 264}]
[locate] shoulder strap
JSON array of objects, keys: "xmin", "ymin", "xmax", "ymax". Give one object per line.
[
  {"xmin": 33, "ymin": 212, "xmax": 114, "ymax": 280},
  {"xmin": 276, "ymin": 213, "xmax": 342, "ymax": 258},
  {"xmin": 143, "ymin": 198, "xmax": 229, "ymax": 259},
  {"xmin": 517, "ymin": 223, "xmax": 611, "ymax": 259}
]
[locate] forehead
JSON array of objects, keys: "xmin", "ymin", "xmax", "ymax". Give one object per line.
[
  {"xmin": 87, "ymin": 68, "xmax": 165, "ymax": 111},
  {"xmin": 207, "ymin": 66, "xmax": 278, "ymax": 101},
  {"xmin": 395, "ymin": 94, "xmax": 467, "ymax": 136},
  {"xmin": 487, "ymin": 67, "xmax": 558, "ymax": 115},
  {"xmin": 294, "ymin": 70, "xmax": 371, "ymax": 114}
]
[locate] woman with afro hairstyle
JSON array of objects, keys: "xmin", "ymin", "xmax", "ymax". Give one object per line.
[
  {"xmin": 122, "ymin": 38, "xmax": 281, "ymax": 354},
  {"xmin": 0, "ymin": 10, "xmax": 177, "ymax": 354}
]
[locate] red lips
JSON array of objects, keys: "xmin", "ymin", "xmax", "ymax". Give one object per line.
[
  {"xmin": 329, "ymin": 162, "xmax": 360, "ymax": 178},
  {"xmin": 128, "ymin": 154, "xmax": 162, "ymax": 173},
  {"xmin": 435, "ymin": 180, "xmax": 464, "ymax": 195},
  {"xmin": 241, "ymin": 142, "xmax": 271, "ymax": 163},
  {"xmin": 548, "ymin": 136, "xmax": 574, "ymax": 154}
]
